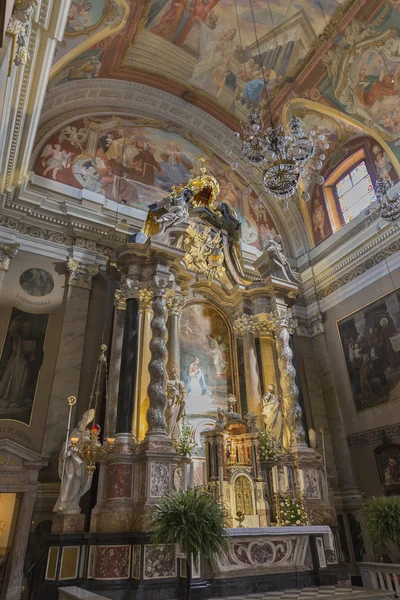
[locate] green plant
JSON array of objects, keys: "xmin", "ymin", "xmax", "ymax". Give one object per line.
[
  {"xmin": 277, "ymin": 490, "xmax": 309, "ymax": 526},
  {"xmin": 148, "ymin": 488, "xmax": 229, "ymax": 600},
  {"xmin": 361, "ymin": 496, "xmax": 400, "ymax": 557},
  {"xmin": 174, "ymin": 420, "xmax": 197, "ymax": 457},
  {"xmin": 258, "ymin": 430, "xmax": 280, "ymax": 461}
]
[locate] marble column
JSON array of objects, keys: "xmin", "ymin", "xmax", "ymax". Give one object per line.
[
  {"xmin": 105, "ymin": 290, "xmax": 126, "ymax": 438},
  {"xmin": 233, "ymin": 314, "xmax": 262, "ymax": 416},
  {"xmin": 166, "ymin": 294, "xmax": 185, "ymax": 377},
  {"xmin": 42, "ymin": 257, "xmax": 99, "ymax": 456},
  {"xmin": 116, "ymin": 295, "xmax": 140, "ymax": 436},
  {"xmin": 146, "ymin": 274, "xmax": 170, "ymax": 437},
  {"xmin": 258, "ymin": 319, "xmax": 279, "ymax": 393},
  {"xmin": 6, "ymin": 490, "xmax": 36, "ymax": 600},
  {"xmin": 270, "ymin": 297, "xmax": 307, "ymax": 451},
  {"xmin": 0, "ymin": 242, "xmax": 19, "ymax": 290},
  {"xmin": 135, "ymin": 287, "xmax": 153, "ymax": 440}
]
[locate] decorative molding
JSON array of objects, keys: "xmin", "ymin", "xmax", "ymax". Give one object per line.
[
  {"xmin": 347, "ymin": 424, "xmax": 400, "ymax": 449},
  {"xmin": 66, "ymin": 257, "xmax": 99, "ymax": 290},
  {"xmin": 6, "ymin": 1, "xmax": 37, "ymax": 72},
  {"xmin": 114, "ymin": 289, "xmax": 126, "ymax": 310},
  {"xmin": 0, "ymin": 243, "xmax": 19, "ymax": 271}
]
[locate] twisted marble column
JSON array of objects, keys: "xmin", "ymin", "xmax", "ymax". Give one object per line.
[
  {"xmin": 146, "ymin": 277, "xmax": 170, "ymax": 435},
  {"xmin": 271, "ymin": 300, "xmax": 306, "ymax": 449}
]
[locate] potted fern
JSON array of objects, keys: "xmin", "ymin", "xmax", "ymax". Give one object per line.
[
  {"xmin": 361, "ymin": 496, "xmax": 400, "ymax": 560},
  {"xmin": 148, "ymin": 488, "xmax": 229, "ymax": 600}
]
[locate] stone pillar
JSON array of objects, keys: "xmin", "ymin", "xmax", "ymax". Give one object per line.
[
  {"xmin": 258, "ymin": 319, "xmax": 279, "ymax": 393},
  {"xmin": 115, "ymin": 293, "xmax": 140, "ymax": 436},
  {"xmin": 0, "ymin": 242, "xmax": 19, "ymax": 290},
  {"xmin": 135, "ymin": 287, "xmax": 153, "ymax": 440},
  {"xmin": 6, "ymin": 490, "xmax": 36, "ymax": 600},
  {"xmin": 233, "ymin": 314, "xmax": 262, "ymax": 416},
  {"xmin": 105, "ymin": 290, "xmax": 126, "ymax": 438},
  {"xmin": 42, "ymin": 257, "xmax": 99, "ymax": 457},
  {"xmin": 270, "ymin": 296, "xmax": 307, "ymax": 451},
  {"xmin": 166, "ymin": 294, "xmax": 185, "ymax": 377}
]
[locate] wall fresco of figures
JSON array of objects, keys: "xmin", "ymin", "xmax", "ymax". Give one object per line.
[
  {"xmin": 180, "ymin": 303, "xmax": 233, "ymax": 440},
  {"xmin": 33, "ymin": 116, "xmax": 277, "ymax": 248},
  {"xmin": 0, "ymin": 307, "xmax": 49, "ymax": 425},
  {"xmin": 338, "ymin": 288, "xmax": 400, "ymax": 412}
]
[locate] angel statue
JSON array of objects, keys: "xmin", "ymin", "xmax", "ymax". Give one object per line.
[
  {"xmin": 155, "ymin": 187, "xmax": 194, "ymax": 234},
  {"xmin": 261, "ymin": 384, "xmax": 283, "ymax": 448},
  {"xmin": 259, "ymin": 232, "xmax": 300, "ymax": 283},
  {"xmin": 165, "ymin": 368, "xmax": 187, "ymax": 438},
  {"xmin": 53, "ymin": 408, "xmax": 95, "ymax": 514}
]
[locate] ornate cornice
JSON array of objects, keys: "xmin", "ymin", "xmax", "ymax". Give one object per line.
[{"xmin": 347, "ymin": 423, "xmax": 400, "ymax": 449}]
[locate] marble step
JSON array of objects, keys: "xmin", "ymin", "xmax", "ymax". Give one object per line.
[{"xmin": 213, "ymin": 586, "xmax": 396, "ymax": 600}]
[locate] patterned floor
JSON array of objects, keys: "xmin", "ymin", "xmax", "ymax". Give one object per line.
[{"xmin": 212, "ymin": 586, "xmax": 395, "ymax": 600}]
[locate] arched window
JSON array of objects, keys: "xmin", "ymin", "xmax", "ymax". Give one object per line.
[{"xmin": 311, "ymin": 143, "xmax": 397, "ymax": 245}]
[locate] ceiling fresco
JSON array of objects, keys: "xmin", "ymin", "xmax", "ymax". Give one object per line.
[
  {"xmin": 33, "ymin": 116, "xmax": 277, "ymax": 249},
  {"xmin": 50, "ymin": 0, "xmax": 348, "ymax": 118}
]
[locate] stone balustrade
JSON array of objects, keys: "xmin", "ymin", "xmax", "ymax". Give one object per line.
[{"xmin": 359, "ymin": 561, "xmax": 400, "ymax": 595}]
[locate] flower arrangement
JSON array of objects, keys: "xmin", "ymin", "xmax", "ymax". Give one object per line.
[
  {"xmin": 276, "ymin": 490, "xmax": 309, "ymax": 526},
  {"xmin": 174, "ymin": 420, "xmax": 197, "ymax": 457},
  {"xmin": 258, "ymin": 430, "xmax": 280, "ymax": 461}
]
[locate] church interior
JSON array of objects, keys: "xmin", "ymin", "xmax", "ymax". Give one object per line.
[{"xmin": 2, "ymin": 1, "xmax": 400, "ymax": 599}]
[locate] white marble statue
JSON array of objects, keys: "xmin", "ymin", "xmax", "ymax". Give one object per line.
[
  {"xmin": 155, "ymin": 188, "xmax": 194, "ymax": 233},
  {"xmin": 53, "ymin": 408, "xmax": 95, "ymax": 514},
  {"xmin": 261, "ymin": 384, "xmax": 283, "ymax": 448},
  {"xmin": 260, "ymin": 233, "xmax": 300, "ymax": 283},
  {"xmin": 308, "ymin": 428, "xmax": 318, "ymax": 449},
  {"xmin": 165, "ymin": 368, "xmax": 187, "ymax": 438}
]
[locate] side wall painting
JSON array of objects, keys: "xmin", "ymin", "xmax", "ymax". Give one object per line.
[
  {"xmin": 0, "ymin": 307, "xmax": 49, "ymax": 426},
  {"xmin": 337, "ymin": 288, "xmax": 400, "ymax": 412},
  {"xmin": 180, "ymin": 303, "xmax": 233, "ymax": 438},
  {"xmin": 33, "ymin": 116, "xmax": 278, "ymax": 249}
]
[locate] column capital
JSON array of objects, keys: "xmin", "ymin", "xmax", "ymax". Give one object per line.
[
  {"xmin": 270, "ymin": 304, "xmax": 298, "ymax": 335},
  {"xmin": 114, "ymin": 289, "xmax": 126, "ymax": 310},
  {"xmin": 296, "ymin": 312, "xmax": 325, "ymax": 338},
  {"xmin": 138, "ymin": 286, "xmax": 154, "ymax": 311},
  {"xmin": 66, "ymin": 257, "xmax": 99, "ymax": 290},
  {"xmin": 166, "ymin": 294, "xmax": 185, "ymax": 317},
  {"xmin": 257, "ymin": 315, "xmax": 275, "ymax": 336},
  {"xmin": 233, "ymin": 314, "xmax": 259, "ymax": 334},
  {"xmin": 0, "ymin": 243, "xmax": 19, "ymax": 272}
]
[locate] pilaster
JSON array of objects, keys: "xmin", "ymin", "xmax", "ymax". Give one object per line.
[
  {"xmin": 42, "ymin": 255, "xmax": 100, "ymax": 456},
  {"xmin": 233, "ymin": 314, "xmax": 262, "ymax": 416}
]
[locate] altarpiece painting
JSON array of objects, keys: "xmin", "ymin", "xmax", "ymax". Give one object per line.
[{"xmin": 180, "ymin": 303, "xmax": 233, "ymax": 440}]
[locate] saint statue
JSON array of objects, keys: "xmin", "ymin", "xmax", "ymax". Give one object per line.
[
  {"xmin": 165, "ymin": 368, "xmax": 187, "ymax": 438},
  {"xmin": 261, "ymin": 384, "xmax": 283, "ymax": 448},
  {"xmin": 155, "ymin": 187, "xmax": 194, "ymax": 233},
  {"xmin": 259, "ymin": 233, "xmax": 300, "ymax": 283},
  {"xmin": 53, "ymin": 408, "xmax": 95, "ymax": 514}
]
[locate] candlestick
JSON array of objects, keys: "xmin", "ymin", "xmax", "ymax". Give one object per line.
[
  {"xmin": 183, "ymin": 462, "xmax": 188, "ymax": 491},
  {"xmin": 189, "ymin": 461, "xmax": 194, "ymax": 489},
  {"xmin": 218, "ymin": 465, "xmax": 224, "ymax": 498},
  {"xmin": 272, "ymin": 466, "xmax": 279, "ymax": 493},
  {"xmin": 283, "ymin": 466, "xmax": 289, "ymax": 491}
]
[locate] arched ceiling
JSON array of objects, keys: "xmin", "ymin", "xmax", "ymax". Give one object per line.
[{"xmin": 29, "ymin": 0, "xmax": 400, "ymax": 258}]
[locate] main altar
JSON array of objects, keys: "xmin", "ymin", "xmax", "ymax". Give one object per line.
[{"xmin": 43, "ymin": 166, "xmax": 346, "ymax": 599}]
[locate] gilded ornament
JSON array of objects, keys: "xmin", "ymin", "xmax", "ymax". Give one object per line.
[{"xmin": 183, "ymin": 223, "xmax": 225, "ymax": 282}]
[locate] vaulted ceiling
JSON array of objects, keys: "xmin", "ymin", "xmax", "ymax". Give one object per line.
[{"xmin": 30, "ymin": 0, "xmax": 400, "ymax": 257}]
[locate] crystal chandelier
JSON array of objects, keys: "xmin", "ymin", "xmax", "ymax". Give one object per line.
[
  {"xmin": 375, "ymin": 178, "xmax": 400, "ymax": 222},
  {"xmin": 71, "ymin": 344, "xmax": 116, "ymax": 475},
  {"xmin": 234, "ymin": 0, "xmax": 328, "ymax": 202}
]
